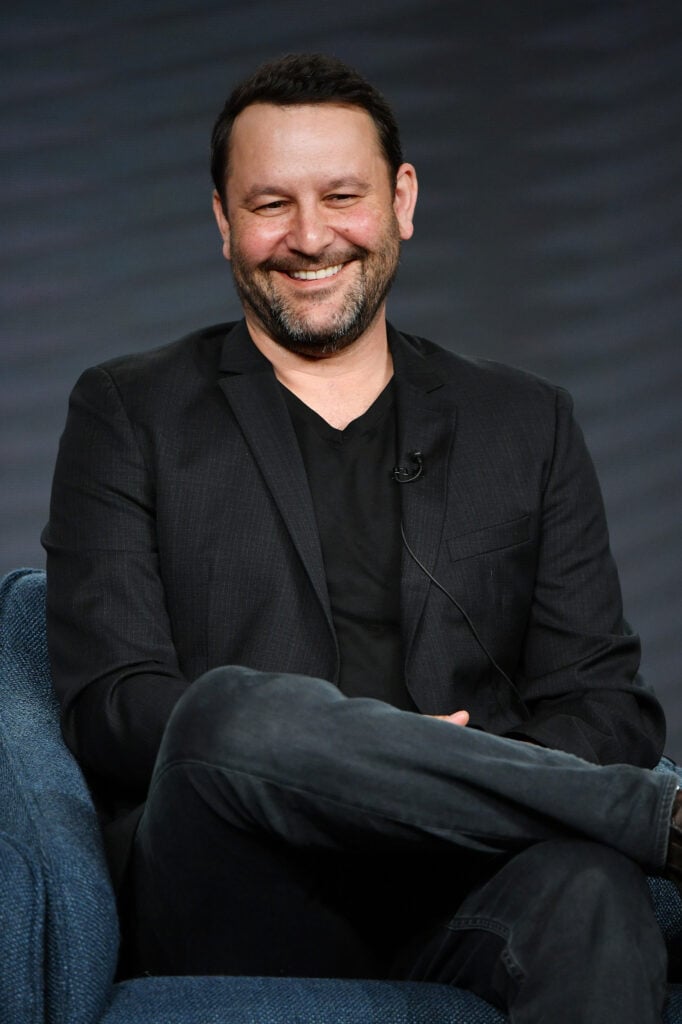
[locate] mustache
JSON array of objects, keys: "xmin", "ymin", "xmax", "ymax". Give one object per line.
[{"xmin": 260, "ymin": 246, "xmax": 368, "ymax": 274}]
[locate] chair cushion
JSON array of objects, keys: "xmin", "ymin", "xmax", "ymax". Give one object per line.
[
  {"xmin": 100, "ymin": 975, "xmax": 506, "ymax": 1024},
  {"xmin": 0, "ymin": 569, "xmax": 119, "ymax": 1024}
]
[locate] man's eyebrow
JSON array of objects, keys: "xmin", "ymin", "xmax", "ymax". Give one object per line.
[
  {"xmin": 324, "ymin": 177, "xmax": 372, "ymax": 192},
  {"xmin": 240, "ymin": 177, "xmax": 373, "ymax": 205},
  {"xmin": 240, "ymin": 185, "xmax": 287, "ymax": 205}
]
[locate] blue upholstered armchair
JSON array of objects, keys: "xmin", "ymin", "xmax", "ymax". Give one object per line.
[{"xmin": 2, "ymin": 567, "xmax": 682, "ymax": 1024}]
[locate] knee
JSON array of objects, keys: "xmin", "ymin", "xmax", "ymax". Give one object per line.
[
  {"xmin": 448, "ymin": 841, "xmax": 666, "ymax": 1015},
  {"xmin": 461, "ymin": 839, "xmax": 661, "ymax": 944},
  {"xmin": 546, "ymin": 838, "xmax": 651, "ymax": 907},
  {"xmin": 525, "ymin": 838, "xmax": 649, "ymax": 904},
  {"xmin": 155, "ymin": 665, "xmax": 341, "ymax": 775},
  {"xmin": 499, "ymin": 839, "xmax": 662, "ymax": 949}
]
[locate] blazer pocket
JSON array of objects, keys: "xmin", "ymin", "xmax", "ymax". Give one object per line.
[{"xmin": 447, "ymin": 514, "xmax": 531, "ymax": 563}]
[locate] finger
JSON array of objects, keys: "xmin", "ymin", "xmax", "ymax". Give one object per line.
[{"xmin": 431, "ymin": 710, "xmax": 470, "ymax": 727}]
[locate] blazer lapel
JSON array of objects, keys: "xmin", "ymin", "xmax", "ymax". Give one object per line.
[
  {"xmin": 390, "ymin": 328, "xmax": 458, "ymax": 665},
  {"xmin": 216, "ymin": 322, "xmax": 335, "ymax": 638}
]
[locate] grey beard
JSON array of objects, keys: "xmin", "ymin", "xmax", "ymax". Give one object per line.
[
  {"xmin": 229, "ymin": 237, "xmax": 400, "ymax": 358},
  {"xmin": 240, "ymin": 267, "xmax": 396, "ymax": 358}
]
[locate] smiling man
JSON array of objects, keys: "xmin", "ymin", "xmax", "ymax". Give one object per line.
[
  {"xmin": 43, "ymin": 54, "xmax": 682, "ymax": 1023},
  {"xmin": 212, "ymin": 98, "xmax": 416, "ymax": 429},
  {"xmin": 213, "ymin": 101, "xmax": 413, "ymax": 361}
]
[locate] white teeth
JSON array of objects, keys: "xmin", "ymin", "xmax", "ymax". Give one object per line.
[{"xmin": 290, "ymin": 264, "xmax": 343, "ymax": 281}]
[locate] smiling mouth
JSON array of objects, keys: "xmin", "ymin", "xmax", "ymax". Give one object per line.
[{"xmin": 287, "ymin": 263, "xmax": 344, "ymax": 281}]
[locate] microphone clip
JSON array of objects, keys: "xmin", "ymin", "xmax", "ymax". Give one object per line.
[{"xmin": 392, "ymin": 450, "xmax": 424, "ymax": 484}]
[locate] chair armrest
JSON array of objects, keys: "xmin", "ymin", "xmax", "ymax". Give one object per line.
[
  {"xmin": 0, "ymin": 831, "xmax": 45, "ymax": 1024},
  {"xmin": 0, "ymin": 569, "xmax": 119, "ymax": 1024}
]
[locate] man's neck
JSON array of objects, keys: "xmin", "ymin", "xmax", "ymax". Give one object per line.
[{"xmin": 245, "ymin": 315, "xmax": 394, "ymax": 430}]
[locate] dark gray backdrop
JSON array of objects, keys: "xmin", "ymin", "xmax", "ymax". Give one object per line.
[{"xmin": 3, "ymin": 2, "xmax": 681, "ymax": 753}]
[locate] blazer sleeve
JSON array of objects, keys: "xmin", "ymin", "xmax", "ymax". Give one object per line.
[
  {"xmin": 504, "ymin": 387, "xmax": 666, "ymax": 766},
  {"xmin": 42, "ymin": 365, "xmax": 189, "ymax": 798}
]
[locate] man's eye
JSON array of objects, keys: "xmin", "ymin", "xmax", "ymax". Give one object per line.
[
  {"xmin": 327, "ymin": 194, "xmax": 356, "ymax": 203},
  {"xmin": 254, "ymin": 200, "xmax": 287, "ymax": 213}
]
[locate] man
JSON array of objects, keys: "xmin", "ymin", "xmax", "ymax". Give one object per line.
[{"xmin": 42, "ymin": 53, "xmax": 682, "ymax": 1022}]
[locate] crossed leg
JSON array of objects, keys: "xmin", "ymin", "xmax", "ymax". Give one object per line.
[{"xmin": 129, "ymin": 666, "xmax": 674, "ymax": 1020}]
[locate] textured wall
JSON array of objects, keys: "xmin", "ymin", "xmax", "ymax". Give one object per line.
[{"xmin": 2, "ymin": 1, "xmax": 681, "ymax": 752}]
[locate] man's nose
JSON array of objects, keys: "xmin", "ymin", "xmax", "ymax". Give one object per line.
[{"xmin": 285, "ymin": 202, "xmax": 334, "ymax": 256}]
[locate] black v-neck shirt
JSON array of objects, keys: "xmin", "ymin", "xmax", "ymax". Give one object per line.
[{"xmin": 281, "ymin": 381, "xmax": 416, "ymax": 711}]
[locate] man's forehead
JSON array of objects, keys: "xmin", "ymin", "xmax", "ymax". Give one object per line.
[{"xmin": 227, "ymin": 101, "xmax": 386, "ymax": 172}]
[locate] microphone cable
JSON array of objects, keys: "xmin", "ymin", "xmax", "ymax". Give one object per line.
[
  {"xmin": 399, "ymin": 524, "xmax": 530, "ymax": 719},
  {"xmin": 391, "ymin": 447, "xmax": 529, "ymax": 716}
]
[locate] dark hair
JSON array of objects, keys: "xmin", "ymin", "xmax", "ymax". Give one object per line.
[{"xmin": 210, "ymin": 53, "xmax": 403, "ymax": 211}]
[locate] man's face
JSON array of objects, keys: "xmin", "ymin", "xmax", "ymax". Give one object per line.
[{"xmin": 213, "ymin": 102, "xmax": 416, "ymax": 357}]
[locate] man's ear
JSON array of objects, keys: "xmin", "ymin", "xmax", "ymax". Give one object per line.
[
  {"xmin": 393, "ymin": 163, "xmax": 418, "ymax": 241},
  {"xmin": 212, "ymin": 190, "xmax": 231, "ymax": 260}
]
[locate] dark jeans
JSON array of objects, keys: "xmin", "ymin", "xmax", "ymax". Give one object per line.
[{"xmin": 131, "ymin": 666, "xmax": 675, "ymax": 1022}]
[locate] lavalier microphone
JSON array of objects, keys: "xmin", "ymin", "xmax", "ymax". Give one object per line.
[{"xmin": 392, "ymin": 450, "xmax": 424, "ymax": 484}]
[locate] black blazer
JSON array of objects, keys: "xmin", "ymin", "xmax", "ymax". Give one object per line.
[{"xmin": 43, "ymin": 321, "xmax": 665, "ymax": 878}]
